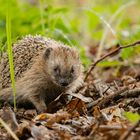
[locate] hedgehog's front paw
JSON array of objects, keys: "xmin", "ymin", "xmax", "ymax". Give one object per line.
[
  {"xmin": 35, "ymin": 103, "xmax": 47, "ymax": 114},
  {"xmin": 30, "ymin": 97, "xmax": 47, "ymax": 114}
]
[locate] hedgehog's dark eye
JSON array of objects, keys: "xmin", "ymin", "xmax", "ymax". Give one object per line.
[
  {"xmin": 70, "ymin": 66, "xmax": 74, "ymax": 74},
  {"xmin": 54, "ymin": 66, "xmax": 60, "ymax": 74}
]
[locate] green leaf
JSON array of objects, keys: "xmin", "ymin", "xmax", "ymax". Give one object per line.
[
  {"xmin": 124, "ymin": 112, "xmax": 140, "ymax": 123},
  {"xmin": 121, "ymin": 47, "xmax": 134, "ymax": 59}
]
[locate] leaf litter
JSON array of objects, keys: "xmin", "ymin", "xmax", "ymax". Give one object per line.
[{"xmin": 0, "ymin": 41, "xmax": 140, "ymax": 140}]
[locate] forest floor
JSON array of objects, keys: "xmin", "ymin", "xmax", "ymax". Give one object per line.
[{"xmin": 0, "ymin": 42, "xmax": 140, "ymax": 140}]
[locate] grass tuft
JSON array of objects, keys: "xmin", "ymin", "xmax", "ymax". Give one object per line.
[{"xmin": 6, "ymin": 0, "xmax": 16, "ymax": 110}]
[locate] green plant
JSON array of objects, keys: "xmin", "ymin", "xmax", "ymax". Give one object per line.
[
  {"xmin": 124, "ymin": 112, "xmax": 140, "ymax": 123},
  {"xmin": 0, "ymin": 0, "xmax": 139, "ymax": 72},
  {"xmin": 6, "ymin": 0, "xmax": 16, "ymax": 110}
]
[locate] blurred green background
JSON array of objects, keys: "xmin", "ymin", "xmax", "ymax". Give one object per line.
[{"xmin": 0, "ymin": 0, "xmax": 140, "ymax": 68}]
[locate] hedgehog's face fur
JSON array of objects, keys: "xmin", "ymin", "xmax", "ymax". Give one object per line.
[{"xmin": 43, "ymin": 47, "xmax": 82, "ymax": 87}]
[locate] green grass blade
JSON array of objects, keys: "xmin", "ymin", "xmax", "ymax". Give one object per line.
[
  {"xmin": 6, "ymin": 0, "xmax": 16, "ymax": 110},
  {"xmin": 39, "ymin": 0, "xmax": 45, "ymax": 35},
  {"xmin": 97, "ymin": 1, "xmax": 136, "ymax": 59}
]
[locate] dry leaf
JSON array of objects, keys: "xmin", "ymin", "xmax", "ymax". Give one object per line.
[{"xmin": 66, "ymin": 98, "xmax": 87, "ymax": 115}]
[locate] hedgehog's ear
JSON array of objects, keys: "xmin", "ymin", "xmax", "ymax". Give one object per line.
[{"xmin": 43, "ymin": 47, "xmax": 53, "ymax": 59}]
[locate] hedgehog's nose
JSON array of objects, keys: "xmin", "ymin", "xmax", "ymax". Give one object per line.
[{"xmin": 59, "ymin": 79, "xmax": 69, "ymax": 87}]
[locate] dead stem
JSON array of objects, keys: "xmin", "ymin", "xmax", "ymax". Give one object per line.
[{"xmin": 84, "ymin": 41, "xmax": 140, "ymax": 81}]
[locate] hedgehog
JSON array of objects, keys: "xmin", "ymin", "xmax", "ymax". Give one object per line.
[{"xmin": 0, "ymin": 35, "xmax": 84, "ymax": 113}]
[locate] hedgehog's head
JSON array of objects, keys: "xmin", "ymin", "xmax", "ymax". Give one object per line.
[{"xmin": 42, "ymin": 46, "xmax": 83, "ymax": 87}]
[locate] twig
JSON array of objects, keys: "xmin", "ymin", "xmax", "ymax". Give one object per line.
[
  {"xmin": 84, "ymin": 41, "xmax": 140, "ymax": 81},
  {"xmin": 121, "ymin": 88, "xmax": 140, "ymax": 97},
  {"xmin": 87, "ymin": 97, "xmax": 103, "ymax": 109},
  {"xmin": 0, "ymin": 118, "xmax": 19, "ymax": 140},
  {"xmin": 88, "ymin": 122, "xmax": 99, "ymax": 137},
  {"xmin": 113, "ymin": 80, "xmax": 120, "ymax": 90},
  {"xmin": 102, "ymin": 86, "xmax": 110, "ymax": 95},
  {"xmin": 87, "ymin": 87, "xmax": 129, "ymax": 111},
  {"xmin": 99, "ymin": 124, "xmax": 126, "ymax": 131},
  {"xmin": 84, "ymin": 87, "xmax": 139, "ymax": 112},
  {"xmin": 97, "ymin": 87, "xmax": 128, "ymax": 109},
  {"xmin": 119, "ymin": 120, "xmax": 140, "ymax": 140}
]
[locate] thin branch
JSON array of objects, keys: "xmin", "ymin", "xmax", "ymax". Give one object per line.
[
  {"xmin": 99, "ymin": 124, "xmax": 125, "ymax": 131},
  {"xmin": 96, "ymin": 87, "xmax": 128, "ymax": 109},
  {"xmin": 84, "ymin": 41, "xmax": 140, "ymax": 81},
  {"xmin": 121, "ymin": 88, "xmax": 140, "ymax": 97},
  {"xmin": 119, "ymin": 120, "xmax": 140, "ymax": 140},
  {"xmin": 94, "ymin": 87, "xmax": 140, "ymax": 110}
]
